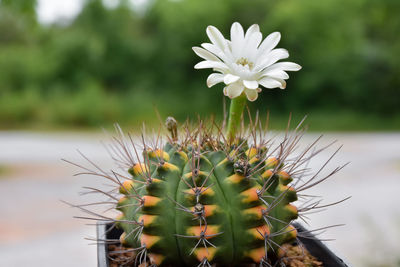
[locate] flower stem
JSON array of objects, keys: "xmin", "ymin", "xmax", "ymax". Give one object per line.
[{"xmin": 226, "ymin": 94, "xmax": 247, "ymax": 141}]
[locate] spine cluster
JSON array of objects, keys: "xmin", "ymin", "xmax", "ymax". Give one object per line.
[
  {"xmin": 116, "ymin": 130, "xmax": 302, "ymax": 266},
  {"xmin": 68, "ymin": 117, "xmax": 346, "ymax": 266}
]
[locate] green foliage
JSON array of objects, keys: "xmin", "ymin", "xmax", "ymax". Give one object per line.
[
  {"xmin": 0, "ymin": 0, "xmax": 37, "ymax": 21},
  {"xmin": 0, "ymin": 0, "xmax": 399, "ymax": 129}
]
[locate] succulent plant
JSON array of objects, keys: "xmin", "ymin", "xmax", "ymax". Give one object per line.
[
  {"xmin": 116, "ymin": 120, "xmax": 299, "ymax": 266},
  {"xmin": 67, "ymin": 115, "xmax": 346, "ymax": 267},
  {"xmin": 66, "ymin": 22, "xmax": 347, "ymax": 267}
]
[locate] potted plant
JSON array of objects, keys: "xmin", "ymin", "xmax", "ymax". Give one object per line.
[
  {"xmin": 67, "ymin": 22, "xmax": 350, "ymax": 266},
  {"xmin": 97, "ymin": 222, "xmax": 349, "ymax": 267}
]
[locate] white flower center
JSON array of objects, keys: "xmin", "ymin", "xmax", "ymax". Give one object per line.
[{"xmin": 236, "ymin": 57, "xmax": 254, "ymax": 70}]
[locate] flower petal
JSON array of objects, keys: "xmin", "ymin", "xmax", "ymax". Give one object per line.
[
  {"xmin": 230, "ymin": 22, "xmax": 244, "ymax": 57},
  {"xmin": 231, "ymin": 22, "xmax": 244, "ymax": 41},
  {"xmin": 263, "ymin": 62, "xmax": 302, "ymax": 73},
  {"xmin": 243, "ymin": 80, "xmax": 259, "ymax": 89},
  {"xmin": 207, "ymin": 26, "xmax": 228, "ymax": 52},
  {"xmin": 201, "ymin": 43, "xmax": 233, "ymax": 64},
  {"xmin": 256, "ymin": 48, "xmax": 289, "ymax": 70},
  {"xmin": 244, "ymin": 88, "xmax": 259, "ymax": 102},
  {"xmin": 195, "ymin": 23, "xmax": 301, "ymax": 98},
  {"xmin": 244, "ymin": 24, "xmax": 260, "ymax": 40},
  {"xmin": 194, "ymin": 60, "xmax": 228, "ymax": 70},
  {"xmin": 257, "ymin": 32, "xmax": 281, "ymax": 56},
  {"xmin": 224, "ymin": 83, "xmax": 244, "ymax": 99},
  {"xmin": 223, "ymin": 86, "xmax": 228, "ymax": 96},
  {"xmin": 224, "ymin": 74, "xmax": 240, "ymax": 84},
  {"xmin": 201, "ymin": 43, "xmax": 222, "ymax": 57},
  {"xmin": 265, "ymin": 70, "xmax": 289, "ymax": 80},
  {"xmin": 259, "ymin": 77, "xmax": 283, "ymax": 89},
  {"xmin": 243, "ymin": 32, "xmax": 263, "ymax": 60},
  {"xmin": 192, "ymin": 47, "xmax": 220, "ymax": 62},
  {"xmin": 207, "ymin": 73, "xmax": 224, "ymax": 87},
  {"xmin": 274, "ymin": 78, "xmax": 287, "ymax": 89}
]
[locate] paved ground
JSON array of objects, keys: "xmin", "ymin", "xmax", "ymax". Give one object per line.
[{"xmin": 0, "ymin": 131, "xmax": 399, "ymax": 267}]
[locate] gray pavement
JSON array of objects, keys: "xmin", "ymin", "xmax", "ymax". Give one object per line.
[{"xmin": 0, "ymin": 131, "xmax": 399, "ymax": 266}]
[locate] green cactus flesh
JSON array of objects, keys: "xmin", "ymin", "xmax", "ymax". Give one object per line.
[{"xmin": 116, "ymin": 140, "xmax": 299, "ymax": 266}]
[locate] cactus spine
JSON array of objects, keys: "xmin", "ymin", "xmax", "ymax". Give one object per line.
[
  {"xmin": 114, "ymin": 120, "xmax": 303, "ymax": 266},
  {"xmin": 68, "ymin": 117, "xmax": 345, "ymax": 266},
  {"xmin": 64, "ymin": 21, "xmax": 347, "ymax": 267}
]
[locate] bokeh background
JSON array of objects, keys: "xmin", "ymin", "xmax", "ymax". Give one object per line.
[
  {"xmin": 0, "ymin": 0, "xmax": 399, "ymax": 130},
  {"xmin": 0, "ymin": 0, "xmax": 399, "ymax": 266}
]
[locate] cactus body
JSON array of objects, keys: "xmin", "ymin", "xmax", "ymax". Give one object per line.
[
  {"xmin": 69, "ymin": 118, "xmax": 344, "ymax": 266},
  {"xmin": 116, "ymin": 139, "xmax": 299, "ymax": 266}
]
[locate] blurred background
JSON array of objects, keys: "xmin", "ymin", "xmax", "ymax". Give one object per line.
[
  {"xmin": 0, "ymin": 0, "xmax": 399, "ymax": 266},
  {"xmin": 0, "ymin": 0, "xmax": 399, "ymax": 130}
]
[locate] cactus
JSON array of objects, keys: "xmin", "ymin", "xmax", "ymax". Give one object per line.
[
  {"xmin": 67, "ymin": 116, "xmax": 346, "ymax": 267},
  {"xmin": 66, "ymin": 22, "xmax": 347, "ymax": 266},
  {"xmin": 118, "ymin": 134, "xmax": 296, "ymax": 265}
]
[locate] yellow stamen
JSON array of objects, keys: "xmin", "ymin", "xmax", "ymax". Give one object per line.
[{"xmin": 237, "ymin": 57, "xmax": 254, "ymax": 70}]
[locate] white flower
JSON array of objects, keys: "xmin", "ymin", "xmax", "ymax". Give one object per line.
[{"xmin": 193, "ymin": 22, "xmax": 301, "ymax": 101}]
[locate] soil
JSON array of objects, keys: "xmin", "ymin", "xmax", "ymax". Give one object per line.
[
  {"xmin": 107, "ymin": 243, "xmax": 323, "ymax": 267},
  {"xmin": 279, "ymin": 244, "xmax": 323, "ymax": 267},
  {"xmin": 108, "ymin": 244, "xmax": 136, "ymax": 267}
]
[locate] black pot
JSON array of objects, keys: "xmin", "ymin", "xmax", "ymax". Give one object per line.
[
  {"xmin": 97, "ymin": 222, "xmax": 349, "ymax": 267},
  {"xmin": 291, "ymin": 223, "xmax": 350, "ymax": 267}
]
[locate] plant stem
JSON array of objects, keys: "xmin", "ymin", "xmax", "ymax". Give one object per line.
[{"xmin": 226, "ymin": 94, "xmax": 247, "ymax": 141}]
